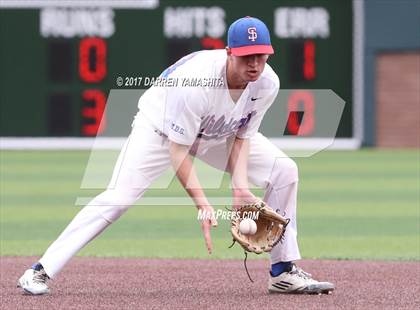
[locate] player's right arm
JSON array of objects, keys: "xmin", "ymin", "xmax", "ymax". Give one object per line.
[
  {"xmin": 162, "ymin": 53, "xmax": 217, "ymax": 253},
  {"xmin": 169, "ymin": 141, "xmax": 218, "ymax": 254}
]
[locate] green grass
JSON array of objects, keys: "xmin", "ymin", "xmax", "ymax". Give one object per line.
[{"xmin": 1, "ymin": 149, "xmax": 419, "ymax": 260}]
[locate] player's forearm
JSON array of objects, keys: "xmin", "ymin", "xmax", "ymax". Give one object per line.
[
  {"xmin": 228, "ymin": 137, "xmax": 250, "ymax": 191},
  {"xmin": 169, "ymin": 141, "xmax": 209, "ymax": 207}
]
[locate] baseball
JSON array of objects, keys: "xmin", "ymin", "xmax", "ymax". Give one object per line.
[{"xmin": 239, "ymin": 218, "xmax": 257, "ymax": 235}]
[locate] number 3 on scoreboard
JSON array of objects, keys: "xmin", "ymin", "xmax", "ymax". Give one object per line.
[{"xmin": 81, "ymin": 89, "xmax": 106, "ymax": 136}]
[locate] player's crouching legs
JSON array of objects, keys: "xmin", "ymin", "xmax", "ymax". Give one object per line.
[
  {"xmin": 89, "ymin": 188, "xmax": 141, "ymax": 222},
  {"xmin": 268, "ymin": 157, "xmax": 299, "ymax": 189},
  {"xmin": 263, "ymin": 157, "xmax": 301, "ymax": 262}
]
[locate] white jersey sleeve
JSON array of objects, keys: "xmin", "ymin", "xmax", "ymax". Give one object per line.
[{"xmin": 165, "ymin": 86, "xmax": 209, "ymax": 145}]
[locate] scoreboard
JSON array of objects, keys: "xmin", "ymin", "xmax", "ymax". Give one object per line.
[{"xmin": 0, "ymin": 0, "xmax": 359, "ymax": 146}]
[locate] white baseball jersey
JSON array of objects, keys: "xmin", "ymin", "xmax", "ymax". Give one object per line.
[{"xmin": 136, "ymin": 49, "xmax": 279, "ymax": 149}]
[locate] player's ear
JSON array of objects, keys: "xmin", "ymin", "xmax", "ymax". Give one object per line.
[{"xmin": 226, "ymin": 47, "xmax": 232, "ymax": 56}]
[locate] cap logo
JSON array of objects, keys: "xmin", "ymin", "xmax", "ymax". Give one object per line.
[{"xmin": 247, "ymin": 27, "xmax": 257, "ymax": 42}]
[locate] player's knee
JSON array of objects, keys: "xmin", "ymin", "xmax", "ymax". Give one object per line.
[
  {"xmin": 270, "ymin": 158, "xmax": 299, "ymax": 187},
  {"xmin": 89, "ymin": 189, "xmax": 140, "ymax": 222},
  {"xmin": 285, "ymin": 159, "xmax": 299, "ymax": 181}
]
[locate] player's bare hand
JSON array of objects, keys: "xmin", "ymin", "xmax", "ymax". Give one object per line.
[
  {"xmin": 232, "ymin": 189, "xmax": 259, "ymax": 210},
  {"xmin": 197, "ymin": 205, "xmax": 218, "ymax": 254}
]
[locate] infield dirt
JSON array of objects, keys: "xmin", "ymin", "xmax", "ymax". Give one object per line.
[{"xmin": 1, "ymin": 257, "xmax": 419, "ymax": 309}]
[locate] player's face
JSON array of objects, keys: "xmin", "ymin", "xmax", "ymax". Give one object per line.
[{"xmin": 230, "ymin": 53, "xmax": 269, "ymax": 83}]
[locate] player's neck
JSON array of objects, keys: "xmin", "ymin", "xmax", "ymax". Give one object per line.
[{"xmin": 226, "ymin": 61, "xmax": 248, "ymax": 90}]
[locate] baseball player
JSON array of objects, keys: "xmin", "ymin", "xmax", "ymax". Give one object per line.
[{"xmin": 18, "ymin": 17, "xmax": 334, "ymax": 295}]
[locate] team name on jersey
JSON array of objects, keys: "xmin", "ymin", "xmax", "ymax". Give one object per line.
[{"xmin": 197, "ymin": 111, "xmax": 257, "ymax": 140}]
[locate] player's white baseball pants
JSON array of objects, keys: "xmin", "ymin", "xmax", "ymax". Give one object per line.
[{"xmin": 39, "ymin": 115, "xmax": 301, "ymax": 278}]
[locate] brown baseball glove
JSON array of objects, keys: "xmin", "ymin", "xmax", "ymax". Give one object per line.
[{"xmin": 230, "ymin": 201, "xmax": 290, "ymax": 254}]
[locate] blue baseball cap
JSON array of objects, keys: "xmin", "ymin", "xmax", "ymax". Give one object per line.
[{"xmin": 227, "ymin": 16, "xmax": 274, "ymax": 56}]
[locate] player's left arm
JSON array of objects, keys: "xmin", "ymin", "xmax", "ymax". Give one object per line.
[
  {"xmin": 230, "ymin": 75, "xmax": 280, "ymax": 206},
  {"xmin": 228, "ymin": 137, "xmax": 258, "ymax": 208}
]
